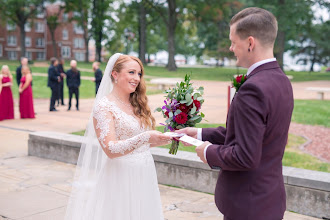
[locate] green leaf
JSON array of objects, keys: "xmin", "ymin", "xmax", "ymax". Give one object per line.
[
  {"xmin": 169, "ymin": 112, "xmax": 173, "ymax": 118},
  {"xmin": 180, "ymin": 100, "xmax": 188, "ymax": 104},
  {"xmin": 190, "ymin": 106, "xmax": 196, "ymax": 114},
  {"xmin": 174, "ymin": 109, "xmax": 182, "ymax": 115},
  {"xmin": 187, "ymin": 99, "xmax": 193, "ymax": 106},
  {"xmin": 190, "ymin": 115, "xmax": 200, "ymax": 121},
  {"xmin": 185, "ymin": 93, "xmax": 192, "ymax": 101},
  {"xmin": 155, "ymin": 107, "xmax": 162, "ymax": 112},
  {"xmin": 195, "ymin": 117, "xmax": 202, "ymax": 123},
  {"xmin": 201, "ymin": 112, "xmax": 205, "ymax": 118},
  {"xmin": 197, "ymin": 97, "xmax": 203, "ymax": 101}
]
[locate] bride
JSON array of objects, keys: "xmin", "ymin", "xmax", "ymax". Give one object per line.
[{"xmin": 65, "ymin": 53, "xmax": 172, "ymax": 220}]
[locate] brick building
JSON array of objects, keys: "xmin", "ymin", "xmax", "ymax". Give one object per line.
[{"xmin": 0, "ymin": 3, "xmax": 87, "ymax": 62}]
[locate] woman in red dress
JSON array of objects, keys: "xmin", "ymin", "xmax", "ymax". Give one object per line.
[
  {"xmin": 19, "ymin": 65, "xmax": 35, "ymax": 119},
  {"xmin": 0, "ymin": 65, "xmax": 15, "ymax": 121}
]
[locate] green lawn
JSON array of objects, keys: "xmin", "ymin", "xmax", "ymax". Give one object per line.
[
  {"xmin": 72, "ymin": 123, "xmax": 330, "ymax": 173},
  {"xmin": 292, "ymin": 100, "xmax": 330, "ymax": 128},
  {"xmin": 1, "ymin": 60, "xmax": 330, "ymax": 82}
]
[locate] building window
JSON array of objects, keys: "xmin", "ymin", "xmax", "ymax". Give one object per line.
[
  {"xmin": 62, "ymin": 29, "xmax": 69, "ymax": 40},
  {"xmin": 7, "ymin": 36, "xmax": 17, "ymax": 46},
  {"xmin": 8, "ymin": 51, "xmax": 17, "ymax": 60},
  {"xmin": 25, "ymin": 22, "xmax": 31, "ymax": 32},
  {"xmin": 36, "ymin": 52, "xmax": 45, "ymax": 60},
  {"xmin": 74, "ymin": 52, "xmax": 85, "ymax": 61},
  {"xmin": 62, "ymin": 13, "xmax": 68, "ymax": 22},
  {"xmin": 61, "ymin": 46, "xmax": 71, "ymax": 58},
  {"xmin": 74, "ymin": 38, "xmax": 84, "ymax": 49},
  {"xmin": 6, "ymin": 22, "xmax": 16, "ymax": 31},
  {"xmin": 73, "ymin": 23, "xmax": 84, "ymax": 34},
  {"xmin": 35, "ymin": 22, "xmax": 45, "ymax": 33},
  {"xmin": 25, "ymin": 51, "xmax": 32, "ymax": 60},
  {"xmin": 25, "ymin": 37, "xmax": 32, "ymax": 47},
  {"xmin": 37, "ymin": 11, "xmax": 44, "ymax": 18},
  {"xmin": 0, "ymin": 44, "xmax": 3, "ymax": 57},
  {"xmin": 36, "ymin": 38, "xmax": 45, "ymax": 47}
]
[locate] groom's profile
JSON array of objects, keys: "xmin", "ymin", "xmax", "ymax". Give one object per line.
[{"xmin": 178, "ymin": 7, "xmax": 294, "ymax": 220}]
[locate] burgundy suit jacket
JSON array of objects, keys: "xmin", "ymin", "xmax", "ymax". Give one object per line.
[{"xmin": 203, "ymin": 61, "xmax": 293, "ymax": 220}]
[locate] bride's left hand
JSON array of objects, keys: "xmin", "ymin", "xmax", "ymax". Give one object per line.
[{"xmin": 148, "ymin": 131, "xmax": 172, "ymax": 147}]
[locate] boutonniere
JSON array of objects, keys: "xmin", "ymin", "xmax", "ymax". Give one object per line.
[{"xmin": 232, "ymin": 74, "xmax": 247, "ymax": 92}]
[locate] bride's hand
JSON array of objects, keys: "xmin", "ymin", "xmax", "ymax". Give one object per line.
[{"xmin": 147, "ymin": 131, "xmax": 172, "ymax": 147}]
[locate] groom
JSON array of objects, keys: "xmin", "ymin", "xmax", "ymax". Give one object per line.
[{"xmin": 178, "ymin": 7, "xmax": 293, "ymax": 220}]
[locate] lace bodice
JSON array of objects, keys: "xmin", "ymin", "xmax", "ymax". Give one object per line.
[{"xmin": 93, "ymin": 96, "xmax": 150, "ymax": 156}]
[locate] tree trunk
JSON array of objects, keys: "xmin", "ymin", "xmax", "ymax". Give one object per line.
[
  {"xmin": 167, "ymin": 0, "xmax": 177, "ymax": 71},
  {"xmin": 275, "ymin": 30, "xmax": 285, "ymax": 70},
  {"xmin": 19, "ymin": 23, "xmax": 26, "ymax": 59},
  {"xmin": 139, "ymin": 1, "xmax": 147, "ymax": 64},
  {"xmin": 50, "ymin": 30, "xmax": 57, "ymax": 58}
]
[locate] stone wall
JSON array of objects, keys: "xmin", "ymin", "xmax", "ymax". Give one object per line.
[{"xmin": 28, "ymin": 131, "xmax": 330, "ymax": 219}]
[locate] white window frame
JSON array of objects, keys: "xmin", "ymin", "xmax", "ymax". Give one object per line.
[
  {"xmin": 6, "ymin": 22, "xmax": 16, "ymax": 31},
  {"xmin": 35, "ymin": 22, "xmax": 45, "ymax": 33},
  {"xmin": 74, "ymin": 52, "xmax": 85, "ymax": 61},
  {"xmin": 36, "ymin": 52, "xmax": 45, "ymax": 60},
  {"xmin": 25, "ymin": 51, "xmax": 32, "ymax": 60},
  {"xmin": 7, "ymin": 35, "xmax": 17, "ymax": 46},
  {"xmin": 62, "ymin": 13, "xmax": 68, "ymax": 22},
  {"xmin": 0, "ymin": 44, "xmax": 3, "ymax": 57},
  {"xmin": 73, "ymin": 23, "xmax": 84, "ymax": 34},
  {"xmin": 8, "ymin": 51, "xmax": 17, "ymax": 60},
  {"xmin": 61, "ymin": 46, "xmax": 71, "ymax": 58},
  {"xmin": 62, "ymin": 29, "xmax": 69, "ymax": 40},
  {"xmin": 25, "ymin": 22, "xmax": 31, "ymax": 32},
  {"xmin": 25, "ymin": 37, "xmax": 32, "ymax": 47},
  {"xmin": 74, "ymin": 38, "xmax": 84, "ymax": 49},
  {"xmin": 36, "ymin": 38, "xmax": 45, "ymax": 48}
]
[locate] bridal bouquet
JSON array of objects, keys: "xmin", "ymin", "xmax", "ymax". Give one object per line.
[{"xmin": 156, "ymin": 74, "xmax": 205, "ymax": 154}]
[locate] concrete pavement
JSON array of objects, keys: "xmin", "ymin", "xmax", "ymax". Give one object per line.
[{"xmin": 1, "ymin": 80, "xmax": 328, "ymax": 220}]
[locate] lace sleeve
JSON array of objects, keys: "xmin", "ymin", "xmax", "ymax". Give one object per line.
[{"xmin": 92, "ymin": 100, "xmax": 150, "ymax": 155}]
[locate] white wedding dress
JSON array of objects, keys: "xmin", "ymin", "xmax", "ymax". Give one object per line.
[{"xmin": 65, "ymin": 96, "xmax": 164, "ymax": 220}]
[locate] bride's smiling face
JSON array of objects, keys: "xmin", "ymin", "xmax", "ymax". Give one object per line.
[{"xmin": 113, "ymin": 60, "xmax": 142, "ymax": 94}]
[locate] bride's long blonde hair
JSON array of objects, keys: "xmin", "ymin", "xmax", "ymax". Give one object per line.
[{"xmin": 111, "ymin": 55, "xmax": 155, "ymax": 129}]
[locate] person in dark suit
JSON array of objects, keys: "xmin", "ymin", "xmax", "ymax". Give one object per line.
[
  {"xmin": 16, "ymin": 57, "xmax": 28, "ymax": 86},
  {"xmin": 66, "ymin": 60, "xmax": 81, "ymax": 111},
  {"xmin": 92, "ymin": 62, "xmax": 102, "ymax": 95},
  {"xmin": 48, "ymin": 57, "xmax": 61, "ymax": 111},
  {"xmin": 177, "ymin": 7, "xmax": 294, "ymax": 220},
  {"xmin": 57, "ymin": 58, "xmax": 66, "ymax": 106}
]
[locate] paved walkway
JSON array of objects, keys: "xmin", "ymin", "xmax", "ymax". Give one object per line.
[{"xmin": 0, "ymin": 80, "xmax": 328, "ymax": 220}]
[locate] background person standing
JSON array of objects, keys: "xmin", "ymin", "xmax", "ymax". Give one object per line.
[
  {"xmin": 57, "ymin": 58, "xmax": 66, "ymax": 106},
  {"xmin": 19, "ymin": 65, "xmax": 35, "ymax": 119},
  {"xmin": 16, "ymin": 57, "xmax": 28, "ymax": 86},
  {"xmin": 0, "ymin": 65, "xmax": 14, "ymax": 121},
  {"xmin": 92, "ymin": 62, "xmax": 102, "ymax": 95},
  {"xmin": 66, "ymin": 60, "xmax": 81, "ymax": 111},
  {"xmin": 47, "ymin": 57, "xmax": 60, "ymax": 112}
]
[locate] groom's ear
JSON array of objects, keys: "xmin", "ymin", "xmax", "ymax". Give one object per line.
[{"xmin": 248, "ymin": 36, "xmax": 255, "ymax": 51}]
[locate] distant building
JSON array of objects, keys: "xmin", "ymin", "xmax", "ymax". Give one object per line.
[{"xmin": 0, "ymin": 3, "xmax": 87, "ymax": 62}]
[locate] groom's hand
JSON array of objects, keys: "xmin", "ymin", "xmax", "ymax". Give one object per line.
[
  {"xmin": 196, "ymin": 141, "xmax": 211, "ymax": 164},
  {"xmin": 176, "ymin": 127, "xmax": 198, "ymax": 139}
]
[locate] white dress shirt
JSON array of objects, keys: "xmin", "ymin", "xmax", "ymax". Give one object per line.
[{"xmin": 200, "ymin": 58, "xmax": 277, "ymax": 162}]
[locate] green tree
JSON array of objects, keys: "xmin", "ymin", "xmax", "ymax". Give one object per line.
[
  {"xmin": 193, "ymin": 0, "xmax": 243, "ymax": 65},
  {"xmin": 91, "ymin": 0, "xmax": 112, "ymax": 62},
  {"xmin": 0, "ymin": 0, "xmax": 43, "ymax": 58},
  {"xmin": 45, "ymin": 3, "xmax": 65, "ymax": 58},
  {"xmin": 65, "ymin": 0, "xmax": 90, "ymax": 62},
  {"xmin": 291, "ymin": 20, "xmax": 330, "ymax": 72}
]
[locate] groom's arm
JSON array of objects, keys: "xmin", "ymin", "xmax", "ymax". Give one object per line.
[
  {"xmin": 205, "ymin": 83, "xmax": 266, "ymax": 171},
  {"xmin": 201, "ymin": 126, "xmax": 226, "ymax": 145}
]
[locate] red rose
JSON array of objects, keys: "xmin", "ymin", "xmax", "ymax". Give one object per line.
[
  {"xmin": 175, "ymin": 112, "xmax": 188, "ymax": 124},
  {"xmin": 236, "ymin": 75, "xmax": 243, "ymax": 83},
  {"xmin": 193, "ymin": 99, "xmax": 201, "ymax": 110},
  {"xmin": 164, "ymin": 111, "xmax": 169, "ymax": 118},
  {"xmin": 178, "ymin": 104, "xmax": 190, "ymax": 113}
]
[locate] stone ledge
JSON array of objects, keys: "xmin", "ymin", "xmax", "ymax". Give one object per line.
[{"xmin": 28, "ymin": 131, "xmax": 330, "ymax": 219}]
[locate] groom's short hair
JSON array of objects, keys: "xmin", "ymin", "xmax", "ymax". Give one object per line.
[{"xmin": 230, "ymin": 7, "xmax": 278, "ymax": 47}]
